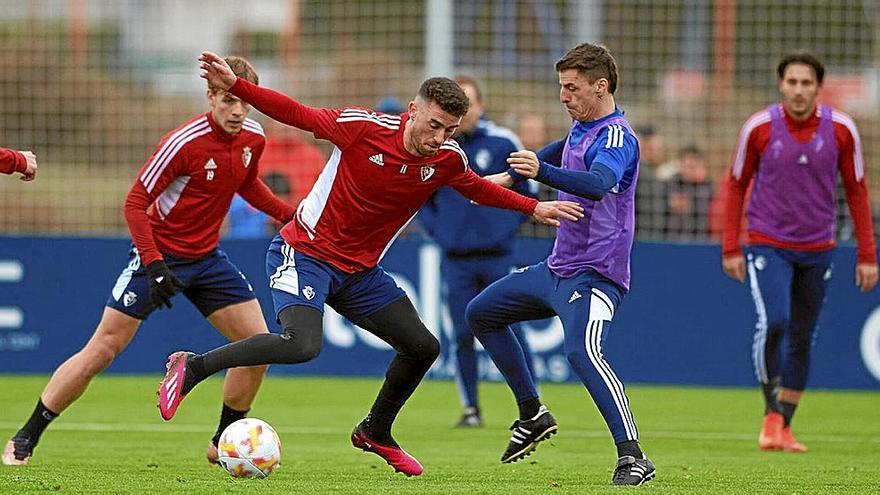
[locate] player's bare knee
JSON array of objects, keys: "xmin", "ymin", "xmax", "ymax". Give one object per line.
[{"xmin": 80, "ymin": 344, "xmax": 118, "ymax": 374}]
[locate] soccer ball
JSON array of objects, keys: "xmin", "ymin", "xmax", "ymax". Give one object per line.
[{"xmin": 217, "ymin": 418, "xmax": 282, "ymax": 478}]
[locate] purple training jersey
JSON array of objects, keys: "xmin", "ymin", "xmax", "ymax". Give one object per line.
[
  {"xmin": 547, "ymin": 115, "xmax": 639, "ymax": 291},
  {"xmin": 747, "ymin": 104, "xmax": 839, "ymax": 244}
]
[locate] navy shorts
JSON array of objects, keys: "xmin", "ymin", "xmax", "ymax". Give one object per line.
[
  {"xmin": 265, "ymin": 234, "xmax": 406, "ymax": 323},
  {"xmin": 106, "ymin": 246, "xmax": 256, "ymax": 320}
]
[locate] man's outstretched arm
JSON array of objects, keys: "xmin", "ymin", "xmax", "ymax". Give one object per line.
[
  {"xmin": 449, "ymin": 168, "xmax": 583, "ymax": 227},
  {"xmin": 0, "ymin": 148, "xmax": 37, "ymax": 181},
  {"xmin": 199, "ymin": 51, "xmax": 338, "ymax": 137}
]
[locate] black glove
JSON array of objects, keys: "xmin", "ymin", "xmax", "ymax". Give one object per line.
[{"xmin": 145, "ymin": 260, "xmax": 185, "ymax": 309}]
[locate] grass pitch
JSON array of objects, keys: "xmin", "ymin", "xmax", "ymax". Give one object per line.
[{"xmin": 0, "ymin": 375, "xmax": 878, "ymax": 494}]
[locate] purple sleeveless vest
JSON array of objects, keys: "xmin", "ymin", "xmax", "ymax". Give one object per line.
[
  {"xmin": 547, "ymin": 117, "xmax": 638, "ymax": 291},
  {"xmin": 747, "ymin": 104, "xmax": 839, "ymax": 244}
]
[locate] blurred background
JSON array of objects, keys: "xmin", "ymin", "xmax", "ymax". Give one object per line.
[{"xmin": 1, "ymin": 0, "xmax": 878, "ymax": 243}]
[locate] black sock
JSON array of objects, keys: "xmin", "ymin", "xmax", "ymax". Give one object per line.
[
  {"xmin": 616, "ymin": 440, "xmax": 643, "ymax": 459},
  {"xmin": 780, "ymin": 401, "xmax": 798, "ymax": 427},
  {"xmin": 182, "ymin": 354, "xmax": 208, "ymax": 395},
  {"xmin": 212, "ymin": 403, "xmax": 249, "ymax": 446},
  {"xmin": 16, "ymin": 399, "xmax": 59, "ymax": 446},
  {"xmin": 762, "ymin": 377, "xmax": 781, "ymax": 414},
  {"xmin": 517, "ymin": 397, "xmax": 541, "ymax": 420},
  {"xmin": 360, "ymin": 397, "xmax": 403, "ymax": 447}
]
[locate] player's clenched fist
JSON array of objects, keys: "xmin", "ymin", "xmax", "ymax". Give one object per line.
[{"xmin": 146, "ymin": 261, "xmax": 185, "ymax": 309}]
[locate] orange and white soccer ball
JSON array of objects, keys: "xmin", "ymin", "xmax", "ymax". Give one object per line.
[{"xmin": 217, "ymin": 418, "xmax": 282, "ymax": 478}]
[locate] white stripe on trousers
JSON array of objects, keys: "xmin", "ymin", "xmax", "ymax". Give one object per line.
[
  {"xmin": 746, "ymin": 257, "xmax": 770, "ymax": 383},
  {"xmin": 584, "ymin": 319, "xmax": 638, "ymax": 441}
]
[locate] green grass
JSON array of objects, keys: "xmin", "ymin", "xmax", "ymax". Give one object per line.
[{"xmin": 0, "ymin": 376, "xmax": 878, "ymax": 493}]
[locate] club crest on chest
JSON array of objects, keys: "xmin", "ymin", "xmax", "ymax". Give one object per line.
[
  {"xmin": 395, "ymin": 163, "xmax": 435, "ymax": 182},
  {"xmin": 242, "ymin": 146, "xmax": 252, "ymax": 167}
]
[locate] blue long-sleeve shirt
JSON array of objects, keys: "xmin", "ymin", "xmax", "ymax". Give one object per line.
[
  {"xmin": 418, "ymin": 118, "xmax": 536, "ymax": 253},
  {"xmin": 509, "ymin": 137, "xmax": 620, "ymax": 200}
]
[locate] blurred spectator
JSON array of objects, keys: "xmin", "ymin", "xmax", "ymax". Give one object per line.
[
  {"xmin": 419, "ymin": 76, "xmax": 537, "ymax": 428},
  {"xmin": 655, "ymin": 150, "xmax": 681, "ymax": 181},
  {"xmin": 638, "ymin": 125, "xmax": 665, "ymax": 171},
  {"xmin": 259, "ymin": 121, "xmax": 326, "ymax": 206},
  {"xmin": 226, "ymin": 172, "xmax": 292, "ymax": 239},
  {"xmin": 517, "ymin": 113, "xmax": 548, "ymax": 151},
  {"xmin": 225, "ymin": 121, "xmax": 326, "ymax": 238},
  {"xmin": 376, "ymin": 96, "xmax": 404, "ymax": 114},
  {"xmin": 634, "ymin": 125, "xmax": 668, "ymax": 239},
  {"xmin": 708, "ymin": 176, "xmax": 746, "ymax": 242},
  {"xmin": 663, "ymin": 144, "xmax": 714, "ymax": 240},
  {"xmin": 874, "ymin": 202, "xmax": 880, "ymax": 246}
]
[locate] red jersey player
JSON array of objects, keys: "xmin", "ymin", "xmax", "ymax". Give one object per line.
[
  {"xmin": 3, "ymin": 56, "xmax": 294, "ymax": 466},
  {"xmin": 157, "ymin": 51, "xmax": 584, "ymax": 477},
  {"xmin": 0, "ymin": 147, "xmax": 37, "ymax": 181}
]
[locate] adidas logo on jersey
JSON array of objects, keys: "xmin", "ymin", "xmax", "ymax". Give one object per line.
[
  {"xmin": 204, "ymin": 158, "xmax": 217, "ymax": 181},
  {"xmin": 568, "ymin": 290, "xmax": 582, "ymax": 303},
  {"xmin": 369, "ymin": 153, "xmax": 384, "ymax": 166}
]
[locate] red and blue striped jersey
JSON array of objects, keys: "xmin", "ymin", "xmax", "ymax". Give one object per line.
[
  {"xmin": 229, "ymin": 78, "xmax": 538, "ymax": 274},
  {"xmin": 124, "ymin": 112, "xmax": 294, "ymax": 265}
]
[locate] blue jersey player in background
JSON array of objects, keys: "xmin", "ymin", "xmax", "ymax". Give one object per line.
[
  {"xmin": 419, "ymin": 76, "xmax": 538, "ymax": 428},
  {"xmin": 472, "ymin": 43, "xmax": 655, "ymax": 486}
]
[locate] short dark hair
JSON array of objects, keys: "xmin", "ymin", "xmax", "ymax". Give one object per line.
[
  {"xmin": 209, "ymin": 55, "xmax": 258, "ymax": 92},
  {"xmin": 262, "ymin": 171, "xmax": 290, "ymax": 196},
  {"xmin": 454, "ymin": 75, "xmax": 482, "ymax": 103},
  {"xmin": 418, "ymin": 77, "xmax": 470, "ymax": 117},
  {"xmin": 679, "ymin": 143, "xmax": 703, "ymax": 158},
  {"xmin": 555, "ymin": 43, "xmax": 619, "ymax": 94},
  {"xmin": 777, "ymin": 52, "xmax": 824, "ymax": 84},
  {"xmin": 635, "ymin": 125, "xmax": 656, "ymax": 138}
]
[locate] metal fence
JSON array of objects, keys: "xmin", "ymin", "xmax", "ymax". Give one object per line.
[{"xmin": 1, "ymin": 0, "xmax": 877, "ymax": 242}]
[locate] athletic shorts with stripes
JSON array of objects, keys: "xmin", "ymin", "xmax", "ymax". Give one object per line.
[
  {"xmin": 106, "ymin": 246, "xmax": 256, "ymax": 320},
  {"xmin": 265, "ymin": 234, "xmax": 406, "ymax": 323}
]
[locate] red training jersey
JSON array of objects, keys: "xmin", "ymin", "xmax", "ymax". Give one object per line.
[
  {"xmin": 229, "ymin": 78, "xmax": 539, "ymax": 273},
  {"xmin": 722, "ymin": 104, "xmax": 876, "ymax": 264},
  {"xmin": 124, "ymin": 112, "xmax": 295, "ymax": 265},
  {"xmin": 0, "ymin": 147, "xmax": 26, "ymax": 175}
]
